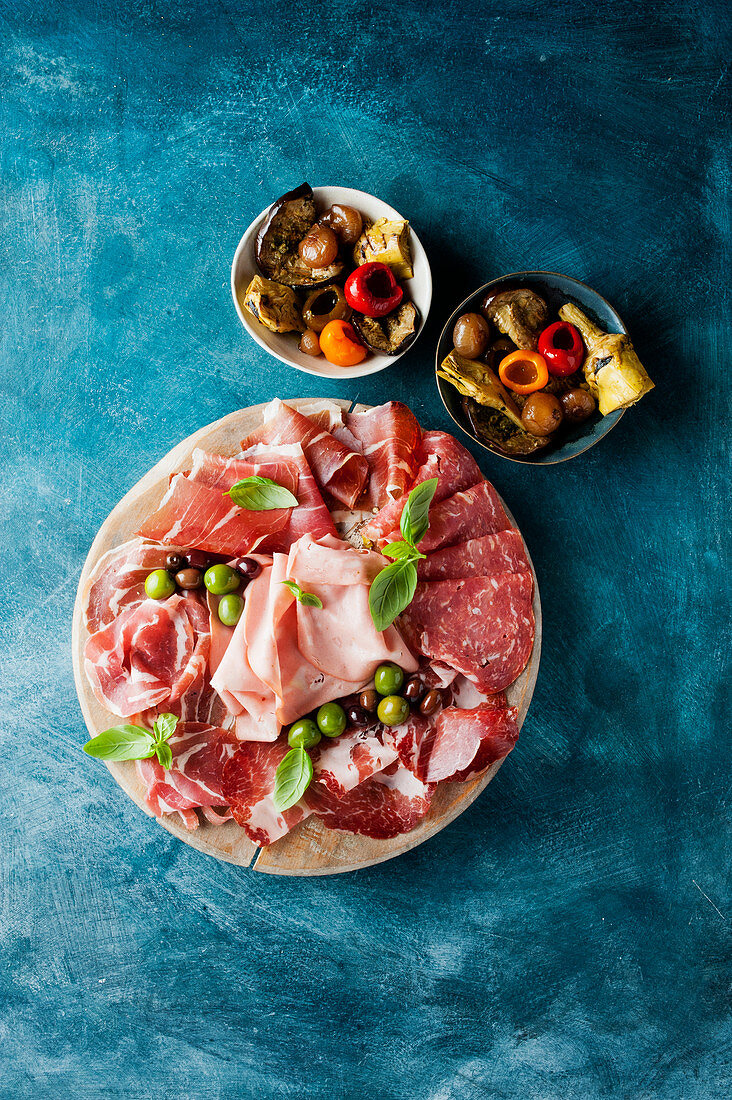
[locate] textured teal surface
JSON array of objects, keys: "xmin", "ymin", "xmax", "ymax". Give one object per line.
[{"xmin": 2, "ymin": 2, "xmax": 730, "ymax": 1097}]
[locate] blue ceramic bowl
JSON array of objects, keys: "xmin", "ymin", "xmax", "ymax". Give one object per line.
[{"xmin": 435, "ymin": 271, "xmax": 627, "ymax": 464}]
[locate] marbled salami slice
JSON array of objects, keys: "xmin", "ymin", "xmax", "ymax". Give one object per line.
[
  {"xmin": 310, "ymin": 761, "xmax": 434, "ymax": 839},
  {"xmin": 418, "ymin": 530, "xmax": 530, "ymax": 581},
  {"xmin": 399, "ymin": 572, "xmax": 534, "ymax": 693}
]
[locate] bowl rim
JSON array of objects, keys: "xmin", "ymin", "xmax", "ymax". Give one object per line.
[
  {"xmin": 231, "ymin": 185, "xmax": 433, "ymax": 380},
  {"xmin": 435, "ymin": 269, "xmax": 627, "ymax": 465}
]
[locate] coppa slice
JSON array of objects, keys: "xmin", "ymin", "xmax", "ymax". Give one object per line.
[
  {"xmin": 399, "ymin": 572, "xmax": 534, "ymax": 693},
  {"xmin": 363, "ymin": 430, "xmax": 483, "ymax": 543},
  {"xmin": 240, "ymin": 399, "xmax": 368, "ymax": 509},
  {"xmin": 418, "ymin": 530, "xmax": 530, "ymax": 581},
  {"xmin": 84, "ymin": 594, "xmax": 210, "ymax": 718},
  {"xmin": 310, "ymin": 728, "xmax": 398, "ymax": 797},
  {"xmin": 137, "ymin": 722, "xmax": 238, "ymax": 830},
  {"xmin": 385, "ymin": 693, "xmax": 519, "ymax": 783},
  {"xmin": 344, "ymin": 401, "xmax": 422, "ymax": 508},
  {"xmin": 83, "ymin": 539, "xmax": 170, "ymax": 634},
  {"xmin": 238, "ymin": 442, "xmax": 337, "ymax": 549},
  {"xmin": 309, "ymin": 761, "xmax": 435, "ymax": 839}
]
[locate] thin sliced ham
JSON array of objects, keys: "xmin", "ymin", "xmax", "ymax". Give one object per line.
[
  {"xmin": 399, "ymin": 572, "xmax": 534, "ymax": 693},
  {"xmin": 363, "ymin": 430, "xmax": 482, "ymax": 543},
  {"xmin": 309, "ymin": 761, "xmax": 434, "ymax": 839},
  {"xmin": 344, "ymin": 401, "xmax": 422, "ymax": 508},
  {"xmin": 187, "ymin": 449, "xmax": 298, "ymax": 495},
  {"xmin": 240, "ymin": 399, "xmax": 368, "ymax": 508},
  {"xmin": 84, "ymin": 594, "xmax": 210, "ymax": 718},
  {"xmin": 221, "ymin": 740, "xmax": 312, "ymax": 845},
  {"xmin": 137, "ymin": 722, "xmax": 238, "ymax": 829},
  {"xmin": 83, "ymin": 539, "xmax": 170, "ymax": 634},
  {"xmin": 418, "ymin": 530, "xmax": 530, "ymax": 581},
  {"xmin": 238, "ymin": 442, "xmax": 337, "ymax": 549},
  {"xmin": 310, "ymin": 728, "xmax": 398, "ymax": 797}
]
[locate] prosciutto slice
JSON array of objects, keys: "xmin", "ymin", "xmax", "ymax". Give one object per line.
[
  {"xmin": 385, "ymin": 691, "xmax": 519, "ymax": 783},
  {"xmin": 84, "ymin": 594, "xmax": 210, "ymax": 717},
  {"xmin": 83, "ymin": 539, "xmax": 170, "ymax": 634},
  {"xmin": 344, "ymin": 401, "xmax": 422, "ymax": 508},
  {"xmin": 240, "ymin": 399, "xmax": 368, "ymax": 508},
  {"xmin": 399, "ymin": 572, "xmax": 534, "ymax": 693},
  {"xmin": 418, "ymin": 530, "xmax": 530, "ymax": 581},
  {"xmin": 309, "ymin": 761, "xmax": 434, "ymax": 839},
  {"xmin": 363, "ymin": 431, "xmax": 483, "ymax": 543},
  {"xmin": 238, "ymin": 442, "xmax": 337, "ymax": 549},
  {"xmin": 310, "ymin": 728, "xmax": 398, "ymax": 797},
  {"xmin": 187, "ymin": 449, "xmax": 298, "ymax": 495},
  {"xmin": 137, "ymin": 722, "xmax": 238, "ymax": 829}
]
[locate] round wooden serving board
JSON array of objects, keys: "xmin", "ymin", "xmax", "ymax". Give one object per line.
[{"xmin": 72, "ymin": 399, "xmax": 542, "ymax": 875}]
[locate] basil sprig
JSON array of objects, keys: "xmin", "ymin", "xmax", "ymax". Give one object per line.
[
  {"xmin": 369, "ymin": 477, "xmax": 438, "ymax": 632},
  {"xmin": 272, "ymin": 745, "xmax": 313, "ymax": 811},
  {"xmin": 226, "ymin": 476, "xmax": 298, "ymax": 510},
  {"xmin": 84, "ymin": 713, "xmax": 179, "ymax": 769},
  {"xmin": 282, "ymin": 580, "xmax": 323, "ymax": 608}
]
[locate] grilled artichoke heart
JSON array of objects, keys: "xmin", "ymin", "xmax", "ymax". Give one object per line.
[
  {"xmin": 242, "ymin": 275, "xmax": 303, "ymax": 333},
  {"xmin": 481, "ymin": 288, "xmax": 548, "ymax": 350},
  {"xmin": 353, "ymin": 218, "xmax": 413, "ymax": 279},
  {"xmin": 559, "ymin": 303, "xmax": 654, "ymax": 415},
  {"xmin": 438, "ymin": 351, "xmax": 548, "ymax": 454},
  {"xmin": 351, "ymin": 302, "xmax": 420, "ymax": 355},
  {"xmin": 255, "ymin": 182, "xmax": 344, "ymax": 288}
]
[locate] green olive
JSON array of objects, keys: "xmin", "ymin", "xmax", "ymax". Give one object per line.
[
  {"xmin": 377, "ymin": 695, "xmax": 409, "ymax": 727},
  {"xmin": 204, "ymin": 564, "xmax": 240, "ymax": 595},
  {"xmin": 218, "ymin": 593, "xmax": 244, "ymax": 626},
  {"xmin": 145, "ymin": 569, "xmax": 176, "ymax": 600},
  {"xmin": 316, "ymin": 702, "xmax": 347, "ymax": 738},
  {"xmin": 374, "ymin": 662, "xmax": 405, "ymax": 697},
  {"xmin": 287, "ymin": 718, "xmax": 321, "ymax": 750}
]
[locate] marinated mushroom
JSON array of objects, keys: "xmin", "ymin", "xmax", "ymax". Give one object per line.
[
  {"xmin": 255, "ymin": 182, "xmax": 344, "ymax": 287},
  {"xmin": 302, "ymin": 285, "xmax": 349, "ymax": 332},
  {"xmin": 350, "ymin": 301, "xmax": 420, "ymax": 356},
  {"xmin": 481, "ymin": 288, "xmax": 548, "ymax": 350},
  {"xmin": 242, "ymin": 275, "xmax": 303, "ymax": 333},
  {"xmin": 558, "ymin": 303, "xmax": 654, "ymax": 415}
]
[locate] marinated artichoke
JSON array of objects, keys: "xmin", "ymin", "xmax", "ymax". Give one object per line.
[
  {"xmin": 242, "ymin": 275, "xmax": 303, "ymax": 333},
  {"xmin": 558, "ymin": 303, "xmax": 654, "ymax": 415},
  {"xmin": 481, "ymin": 288, "xmax": 548, "ymax": 350},
  {"xmin": 353, "ymin": 218, "xmax": 413, "ymax": 280}
]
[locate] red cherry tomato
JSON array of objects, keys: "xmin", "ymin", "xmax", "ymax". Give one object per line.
[{"xmin": 537, "ymin": 322, "xmax": 585, "ymax": 377}]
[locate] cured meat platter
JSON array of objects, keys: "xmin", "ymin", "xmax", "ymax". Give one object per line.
[{"xmin": 72, "ymin": 399, "xmax": 541, "ymax": 875}]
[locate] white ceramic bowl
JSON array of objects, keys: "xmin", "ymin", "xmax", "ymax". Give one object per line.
[{"xmin": 231, "ymin": 186, "xmax": 432, "ymax": 380}]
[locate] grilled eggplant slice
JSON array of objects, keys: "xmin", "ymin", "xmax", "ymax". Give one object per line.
[
  {"xmin": 351, "ymin": 301, "xmax": 420, "ymax": 355},
  {"xmin": 255, "ymin": 182, "xmax": 344, "ymax": 288},
  {"xmin": 242, "ymin": 275, "xmax": 303, "ymax": 333}
]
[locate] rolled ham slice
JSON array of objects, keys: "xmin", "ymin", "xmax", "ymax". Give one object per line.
[{"xmin": 240, "ymin": 399, "xmax": 368, "ymax": 508}]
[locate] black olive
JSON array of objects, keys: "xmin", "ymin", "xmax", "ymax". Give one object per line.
[
  {"xmin": 175, "ymin": 568, "xmax": 203, "ymax": 590},
  {"xmin": 233, "ymin": 556, "xmax": 262, "ymax": 579},
  {"xmin": 346, "ymin": 705, "xmax": 369, "ymax": 727},
  {"xmin": 419, "ymin": 689, "xmax": 443, "ymax": 717},
  {"xmin": 359, "ymin": 689, "xmax": 379, "ymax": 713},
  {"xmin": 166, "ymin": 552, "xmax": 184, "ymax": 573},
  {"xmin": 185, "ymin": 549, "xmax": 209, "ymax": 571},
  {"xmin": 404, "ymin": 677, "xmax": 425, "ymax": 704}
]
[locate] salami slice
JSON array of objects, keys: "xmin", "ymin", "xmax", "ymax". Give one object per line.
[
  {"xmin": 418, "ymin": 530, "xmax": 530, "ymax": 581},
  {"xmin": 310, "ymin": 761, "xmax": 435, "ymax": 839},
  {"xmin": 399, "ymin": 572, "xmax": 534, "ymax": 693}
]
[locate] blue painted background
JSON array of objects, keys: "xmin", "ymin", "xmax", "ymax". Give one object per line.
[{"xmin": 2, "ymin": 1, "xmax": 730, "ymax": 1096}]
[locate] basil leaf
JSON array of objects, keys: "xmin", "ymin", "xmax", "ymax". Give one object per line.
[
  {"xmin": 282, "ymin": 580, "xmax": 323, "ymax": 608},
  {"xmin": 368, "ymin": 558, "xmax": 418, "ymax": 632},
  {"xmin": 84, "ymin": 725, "xmax": 155, "ymax": 761},
  {"xmin": 155, "ymin": 741, "xmax": 173, "ymax": 770},
  {"xmin": 400, "ymin": 477, "xmax": 438, "ymax": 547},
  {"xmin": 153, "ymin": 713, "xmax": 178, "ymax": 742},
  {"xmin": 272, "ymin": 745, "xmax": 313, "ymax": 812},
  {"xmin": 227, "ymin": 476, "xmax": 298, "ymax": 511},
  {"xmin": 381, "ymin": 540, "xmax": 417, "ymax": 561}
]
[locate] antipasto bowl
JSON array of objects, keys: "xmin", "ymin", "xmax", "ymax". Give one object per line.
[
  {"xmin": 231, "ymin": 187, "xmax": 432, "ymax": 380},
  {"xmin": 436, "ymin": 271, "xmax": 654, "ymax": 465},
  {"xmin": 72, "ymin": 398, "xmax": 540, "ymax": 875}
]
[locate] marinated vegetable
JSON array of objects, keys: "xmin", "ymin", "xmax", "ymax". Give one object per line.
[
  {"xmin": 559, "ymin": 303, "xmax": 655, "ymax": 415},
  {"xmin": 538, "ymin": 321, "xmax": 584, "ymax": 377},
  {"xmin": 353, "ymin": 218, "xmax": 413, "ymax": 280},
  {"xmin": 302, "ymin": 285, "xmax": 349, "ymax": 332},
  {"xmin": 453, "ymin": 313, "xmax": 491, "ymax": 358},
  {"xmin": 521, "ymin": 392, "xmax": 564, "ymax": 436},
  {"xmin": 298, "ymin": 224, "xmax": 339, "ymax": 270},
  {"xmin": 319, "ymin": 203, "xmax": 363, "ymax": 244},
  {"xmin": 481, "ymin": 288, "xmax": 548, "ymax": 350},
  {"xmin": 498, "ymin": 350, "xmax": 549, "ymax": 394},
  {"xmin": 299, "ymin": 330, "xmax": 321, "ymax": 356},
  {"xmin": 319, "ymin": 319, "xmax": 367, "ymax": 366},
  {"xmin": 255, "ymin": 182, "xmax": 344, "ymax": 287},
  {"xmin": 345, "ymin": 262, "xmax": 403, "ymax": 318},
  {"xmin": 350, "ymin": 301, "xmax": 420, "ymax": 356},
  {"xmin": 560, "ymin": 387, "xmax": 596, "ymax": 423},
  {"xmin": 242, "ymin": 275, "xmax": 303, "ymax": 334}
]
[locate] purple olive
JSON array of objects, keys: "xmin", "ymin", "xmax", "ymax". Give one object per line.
[
  {"xmin": 346, "ymin": 705, "xmax": 369, "ymax": 727},
  {"xmin": 233, "ymin": 556, "xmax": 262, "ymax": 579}
]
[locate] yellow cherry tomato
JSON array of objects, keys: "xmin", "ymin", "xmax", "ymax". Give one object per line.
[
  {"xmin": 498, "ymin": 350, "xmax": 549, "ymax": 394},
  {"xmin": 319, "ymin": 320, "xmax": 367, "ymax": 367}
]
